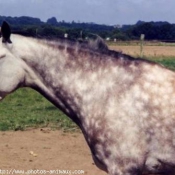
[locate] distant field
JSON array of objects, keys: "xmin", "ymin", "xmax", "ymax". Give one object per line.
[
  {"xmin": 109, "ymin": 44, "xmax": 175, "ymax": 71},
  {"xmin": 110, "ymin": 45, "xmax": 175, "ymax": 57},
  {"xmin": 1, "ymin": 44, "xmax": 175, "ymax": 131}
]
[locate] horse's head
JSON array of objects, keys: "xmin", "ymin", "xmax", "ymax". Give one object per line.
[{"xmin": 0, "ymin": 21, "xmax": 25, "ymax": 101}]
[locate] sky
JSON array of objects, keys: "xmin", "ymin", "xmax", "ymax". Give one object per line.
[{"xmin": 0, "ymin": 0, "xmax": 174, "ymax": 25}]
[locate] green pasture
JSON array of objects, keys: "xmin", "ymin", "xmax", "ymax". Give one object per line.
[
  {"xmin": 0, "ymin": 56, "xmax": 175, "ymax": 131},
  {"xmin": 0, "ymin": 88, "xmax": 77, "ymax": 131},
  {"xmin": 146, "ymin": 56, "xmax": 175, "ymax": 71}
]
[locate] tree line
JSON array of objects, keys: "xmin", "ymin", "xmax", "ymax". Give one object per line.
[{"xmin": 0, "ymin": 16, "xmax": 175, "ymax": 41}]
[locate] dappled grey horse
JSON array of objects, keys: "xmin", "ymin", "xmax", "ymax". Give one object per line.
[{"xmin": 1, "ymin": 21, "xmax": 175, "ymax": 175}]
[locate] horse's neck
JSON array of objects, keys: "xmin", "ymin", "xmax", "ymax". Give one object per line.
[{"xmin": 14, "ymin": 36, "xmax": 106, "ymax": 126}]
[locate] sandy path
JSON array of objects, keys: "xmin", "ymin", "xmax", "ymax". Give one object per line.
[{"xmin": 0, "ymin": 129, "xmax": 106, "ymax": 175}]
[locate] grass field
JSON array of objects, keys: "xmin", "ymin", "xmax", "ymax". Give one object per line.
[
  {"xmin": 1, "ymin": 44, "xmax": 175, "ymax": 131},
  {"xmin": 109, "ymin": 44, "xmax": 175, "ymax": 71},
  {"xmin": 0, "ymin": 88, "xmax": 77, "ymax": 131}
]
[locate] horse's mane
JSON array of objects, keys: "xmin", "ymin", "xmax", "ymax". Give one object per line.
[
  {"xmin": 12, "ymin": 30, "xmax": 108, "ymax": 52},
  {"xmin": 12, "ymin": 31, "xmax": 155, "ymax": 65}
]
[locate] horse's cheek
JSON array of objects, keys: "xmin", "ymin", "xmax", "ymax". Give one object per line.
[{"xmin": 0, "ymin": 68, "xmax": 23, "ymax": 96}]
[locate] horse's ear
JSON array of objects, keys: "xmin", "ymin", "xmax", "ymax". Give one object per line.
[{"xmin": 1, "ymin": 21, "xmax": 12, "ymax": 44}]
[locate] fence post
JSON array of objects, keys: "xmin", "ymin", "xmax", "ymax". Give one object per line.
[{"xmin": 140, "ymin": 34, "xmax": 145, "ymax": 57}]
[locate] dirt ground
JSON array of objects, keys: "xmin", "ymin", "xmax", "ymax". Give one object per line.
[{"xmin": 0, "ymin": 128, "xmax": 106, "ymax": 175}]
